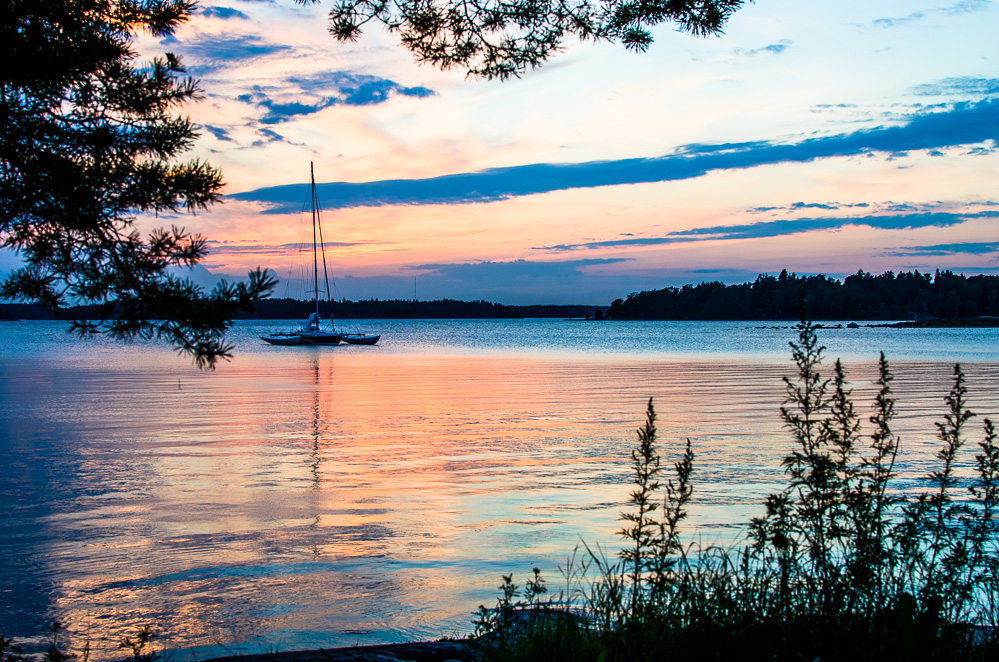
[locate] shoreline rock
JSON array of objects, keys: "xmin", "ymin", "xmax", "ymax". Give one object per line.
[{"xmin": 203, "ymin": 640, "xmax": 475, "ymax": 662}]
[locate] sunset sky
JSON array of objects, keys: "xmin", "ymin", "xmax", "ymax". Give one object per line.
[{"xmin": 51, "ymin": 0, "xmax": 999, "ymax": 303}]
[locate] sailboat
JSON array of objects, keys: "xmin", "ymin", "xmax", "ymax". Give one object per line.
[{"xmin": 260, "ymin": 163, "xmax": 343, "ymax": 346}]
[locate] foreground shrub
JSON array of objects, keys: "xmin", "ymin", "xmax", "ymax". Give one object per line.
[
  {"xmin": 0, "ymin": 624, "xmax": 160, "ymax": 662},
  {"xmin": 476, "ymin": 319, "xmax": 999, "ymax": 662}
]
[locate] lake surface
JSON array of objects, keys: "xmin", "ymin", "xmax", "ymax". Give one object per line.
[{"xmin": 2, "ymin": 319, "xmax": 998, "ymax": 658}]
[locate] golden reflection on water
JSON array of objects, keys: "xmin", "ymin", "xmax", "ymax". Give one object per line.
[{"xmin": 2, "ymin": 346, "xmax": 999, "ymax": 659}]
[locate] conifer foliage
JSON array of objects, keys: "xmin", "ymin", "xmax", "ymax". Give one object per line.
[
  {"xmin": 301, "ymin": 0, "xmax": 744, "ymax": 79},
  {"xmin": 0, "ymin": 0, "xmax": 275, "ymax": 366}
]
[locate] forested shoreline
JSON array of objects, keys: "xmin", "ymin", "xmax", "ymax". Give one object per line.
[
  {"xmin": 4, "ymin": 269, "xmax": 999, "ymax": 323},
  {"xmin": 0, "ymin": 298, "xmax": 596, "ymax": 321},
  {"xmin": 607, "ymin": 269, "xmax": 999, "ymax": 320}
]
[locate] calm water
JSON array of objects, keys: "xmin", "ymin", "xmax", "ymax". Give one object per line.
[{"xmin": 2, "ymin": 319, "xmax": 998, "ymax": 658}]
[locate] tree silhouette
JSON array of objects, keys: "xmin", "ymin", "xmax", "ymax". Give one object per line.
[
  {"xmin": 606, "ymin": 270, "xmax": 999, "ymax": 321},
  {"xmin": 1, "ymin": 0, "xmax": 275, "ymax": 367},
  {"xmin": 303, "ymin": 0, "xmax": 745, "ymax": 79}
]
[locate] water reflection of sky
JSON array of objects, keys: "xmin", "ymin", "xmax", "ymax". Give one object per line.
[{"xmin": 1, "ymin": 320, "xmax": 997, "ymax": 658}]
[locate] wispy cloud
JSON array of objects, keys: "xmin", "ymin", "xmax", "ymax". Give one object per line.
[
  {"xmin": 867, "ymin": 0, "xmax": 990, "ymax": 29},
  {"xmin": 203, "ymin": 240, "xmax": 367, "ymax": 259},
  {"xmin": 888, "ymin": 241, "xmax": 999, "ymax": 256},
  {"xmin": 911, "ymin": 76, "xmax": 999, "ymax": 97},
  {"xmin": 944, "ymin": 0, "xmax": 992, "ymax": 14},
  {"xmin": 408, "ymin": 259, "xmax": 636, "ymax": 304},
  {"xmin": 237, "ymin": 73, "xmax": 435, "ymax": 123},
  {"xmin": 231, "ymin": 99, "xmax": 999, "ymax": 212},
  {"xmin": 199, "ymin": 6, "xmax": 249, "ymax": 20},
  {"xmin": 170, "ymin": 33, "xmax": 290, "ymax": 73},
  {"xmin": 870, "ymin": 12, "xmax": 926, "ymax": 28},
  {"xmin": 748, "ymin": 201, "xmax": 872, "ymax": 213},
  {"xmin": 285, "ymin": 72, "xmax": 435, "ymax": 103},
  {"xmin": 202, "ymin": 124, "xmax": 232, "ymax": 142},
  {"xmin": 733, "ymin": 40, "xmax": 792, "ymax": 57},
  {"xmin": 412, "ymin": 258, "xmax": 627, "ymax": 276},
  {"xmin": 534, "ymin": 211, "xmax": 999, "ymax": 252},
  {"xmin": 253, "ymin": 127, "xmax": 285, "ymax": 145}
]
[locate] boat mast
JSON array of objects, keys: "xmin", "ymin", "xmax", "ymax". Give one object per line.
[{"xmin": 311, "ymin": 161, "xmax": 319, "ymax": 323}]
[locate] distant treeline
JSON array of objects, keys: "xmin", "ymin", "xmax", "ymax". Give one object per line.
[
  {"xmin": 244, "ymin": 298, "xmax": 599, "ymax": 319},
  {"xmin": 0, "ymin": 298, "xmax": 599, "ymax": 321},
  {"xmin": 6, "ymin": 269, "xmax": 998, "ymax": 323},
  {"xmin": 0, "ymin": 302, "xmax": 94, "ymax": 321},
  {"xmin": 606, "ymin": 269, "xmax": 999, "ymax": 320}
]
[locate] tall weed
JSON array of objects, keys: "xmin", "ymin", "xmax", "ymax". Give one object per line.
[{"xmin": 477, "ymin": 319, "xmax": 999, "ymax": 661}]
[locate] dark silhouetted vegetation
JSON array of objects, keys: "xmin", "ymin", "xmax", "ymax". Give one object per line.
[
  {"xmin": 1, "ymin": 0, "xmax": 274, "ymax": 367},
  {"xmin": 1, "ymin": 622, "xmax": 162, "ymax": 662},
  {"xmin": 607, "ymin": 269, "xmax": 999, "ymax": 321},
  {"xmin": 474, "ymin": 319, "xmax": 999, "ymax": 661},
  {"xmin": 11, "ymin": 267, "xmax": 997, "ymax": 327},
  {"xmin": 251, "ymin": 296, "xmax": 523, "ymax": 320},
  {"xmin": 325, "ymin": 299, "xmax": 597, "ymax": 320},
  {"xmin": 0, "ymin": 299, "xmax": 599, "ymax": 321},
  {"xmin": 304, "ymin": 0, "xmax": 744, "ymax": 80}
]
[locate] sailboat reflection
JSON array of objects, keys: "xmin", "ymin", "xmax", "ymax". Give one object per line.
[{"xmin": 308, "ymin": 357, "xmax": 325, "ymax": 558}]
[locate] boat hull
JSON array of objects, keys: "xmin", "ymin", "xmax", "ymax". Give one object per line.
[
  {"xmin": 298, "ymin": 331, "xmax": 342, "ymax": 345},
  {"xmin": 260, "ymin": 334, "xmax": 301, "ymax": 346},
  {"xmin": 261, "ymin": 331, "xmax": 343, "ymax": 346},
  {"xmin": 343, "ymin": 334, "xmax": 380, "ymax": 345}
]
